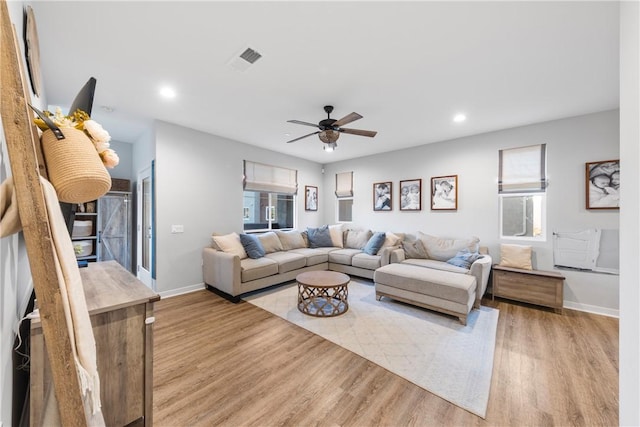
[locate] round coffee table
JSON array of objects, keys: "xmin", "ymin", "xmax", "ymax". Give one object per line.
[{"xmin": 296, "ymin": 271, "xmax": 350, "ymax": 317}]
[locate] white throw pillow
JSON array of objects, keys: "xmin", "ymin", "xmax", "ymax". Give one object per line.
[{"xmin": 212, "ymin": 232, "xmax": 247, "ymax": 259}]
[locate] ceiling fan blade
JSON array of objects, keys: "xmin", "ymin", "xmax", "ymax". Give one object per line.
[
  {"xmin": 287, "ymin": 119, "xmax": 320, "ymax": 128},
  {"xmin": 339, "ymin": 128, "xmax": 377, "ymax": 138},
  {"xmin": 286, "ymin": 131, "xmax": 320, "ymax": 143},
  {"xmin": 332, "ymin": 112, "xmax": 362, "ymax": 127}
]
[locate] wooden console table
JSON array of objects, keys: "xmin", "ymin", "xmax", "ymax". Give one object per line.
[
  {"xmin": 30, "ymin": 261, "xmax": 160, "ymax": 426},
  {"xmin": 492, "ymin": 264, "xmax": 565, "ymax": 314}
]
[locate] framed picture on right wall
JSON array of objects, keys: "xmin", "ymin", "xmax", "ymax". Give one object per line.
[{"xmin": 586, "ymin": 159, "xmax": 619, "ymax": 209}]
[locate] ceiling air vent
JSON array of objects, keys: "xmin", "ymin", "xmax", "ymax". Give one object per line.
[{"xmin": 228, "ymin": 47, "xmax": 263, "ymax": 72}]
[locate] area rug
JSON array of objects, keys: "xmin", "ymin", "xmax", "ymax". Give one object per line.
[{"xmin": 244, "ymin": 279, "xmax": 499, "ymax": 418}]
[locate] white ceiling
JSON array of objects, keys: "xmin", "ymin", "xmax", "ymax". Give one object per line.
[{"xmin": 30, "ymin": 1, "xmax": 620, "ymax": 163}]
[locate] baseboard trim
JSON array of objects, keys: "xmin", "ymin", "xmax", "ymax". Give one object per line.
[
  {"xmin": 158, "ymin": 282, "xmax": 205, "ymax": 299},
  {"xmin": 563, "ymin": 301, "xmax": 619, "ymax": 318}
]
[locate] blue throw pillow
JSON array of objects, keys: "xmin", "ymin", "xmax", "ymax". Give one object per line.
[
  {"xmin": 363, "ymin": 232, "xmax": 386, "ymax": 255},
  {"xmin": 446, "ymin": 249, "xmax": 483, "ymax": 269},
  {"xmin": 240, "ymin": 233, "xmax": 265, "ymax": 259},
  {"xmin": 306, "ymin": 225, "xmax": 334, "ymax": 248}
]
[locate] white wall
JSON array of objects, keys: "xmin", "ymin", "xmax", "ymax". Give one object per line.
[
  {"xmin": 154, "ymin": 121, "xmax": 323, "ymax": 295},
  {"xmin": 322, "ymin": 110, "xmax": 620, "ymax": 314},
  {"xmin": 619, "ymin": 1, "xmax": 640, "ymax": 425}
]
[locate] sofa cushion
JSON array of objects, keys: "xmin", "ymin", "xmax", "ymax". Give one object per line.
[
  {"xmin": 239, "ymin": 233, "xmax": 265, "ymax": 259},
  {"xmin": 363, "ymin": 232, "xmax": 386, "ymax": 255},
  {"xmin": 374, "ymin": 263, "xmax": 476, "ymax": 305},
  {"xmin": 307, "ymin": 225, "xmax": 334, "ymax": 248},
  {"xmin": 265, "ymin": 252, "xmax": 307, "ymax": 274},
  {"xmin": 276, "ymin": 230, "xmax": 307, "ymax": 250},
  {"xmin": 258, "ymin": 231, "xmax": 284, "ymax": 254},
  {"xmin": 240, "ymin": 257, "xmax": 278, "ymax": 282},
  {"xmin": 402, "ymin": 258, "xmax": 469, "ymax": 274},
  {"xmin": 447, "ymin": 249, "xmax": 483, "ymax": 269},
  {"xmin": 402, "ymin": 239, "xmax": 428, "ymax": 259},
  {"xmin": 352, "ymin": 253, "xmax": 382, "ymax": 270},
  {"xmin": 329, "ymin": 248, "xmax": 362, "ymax": 265},
  {"xmin": 417, "ymin": 232, "xmax": 480, "ymax": 262},
  {"xmin": 499, "ymin": 243, "xmax": 532, "ymax": 270},
  {"xmin": 329, "ymin": 224, "xmax": 344, "ymax": 248},
  {"xmin": 212, "ymin": 232, "xmax": 247, "ymax": 259},
  {"xmin": 345, "ymin": 229, "xmax": 373, "ymax": 249},
  {"xmin": 289, "ymin": 248, "xmax": 329, "ymax": 266}
]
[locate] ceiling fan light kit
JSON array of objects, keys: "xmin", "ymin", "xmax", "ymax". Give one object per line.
[
  {"xmin": 286, "ymin": 105, "xmax": 377, "ymax": 151},
  {"xmin": 323, "ymin": 142, "xmax": 338, "ymax": 152}
]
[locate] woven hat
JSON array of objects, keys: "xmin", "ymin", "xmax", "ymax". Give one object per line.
[{"xmin": 41, "ymin": 128, "xmax": 111, "ymax": 203}]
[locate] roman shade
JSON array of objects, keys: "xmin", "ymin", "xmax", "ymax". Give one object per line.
[
  {"xmin": 335, "ymin": 171, "xmax": 353, "ymax": 198},
  {"xmin": 243, "ymin": 160, "xmax": 298, "ymax": 195},
  {"xmin": 498, "ymin": 144, "xmax": 547, "ymax": 193}
]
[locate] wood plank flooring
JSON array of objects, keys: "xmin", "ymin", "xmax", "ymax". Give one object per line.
[{"xmin": 152, "ymin": 288, "xmax": 618, "ymax": 426}]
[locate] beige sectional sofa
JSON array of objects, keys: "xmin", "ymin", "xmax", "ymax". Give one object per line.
[
  {"xmin": 202, "ymin": 227, "xmax": 491, "ymax": 325},
  {"xmin": 202, "ymin": 226, "xmax": 397, "ymax": 302}
]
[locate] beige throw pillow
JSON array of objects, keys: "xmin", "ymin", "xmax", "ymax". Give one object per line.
[
  {"xmin": 276, "ymin": 230, "xmax": 306, "ymax": 250},
  {"xmin": 212, "ymin": 232, "xmax": 247, "ymax": 259},
  {"xmin": 417, "ymin": 232, "xmax": 480, "ymax": 262},
  {"xmin": 499, "ymin": 243, "xmax": 533, "ymax": 270},
  {"xmin": 257, "ymin": 231, "xmax": 284, "ymax": 254},
  {"xmin": 328, "ymin": 224, "xmax": 344, "ymax": 248}
]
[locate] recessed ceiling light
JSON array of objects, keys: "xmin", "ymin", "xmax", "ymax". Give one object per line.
[
  {"xmin": 159, "ymin": 86, "xmax": 176, "ymax": 99},
  {"xmin": 453, "ymin": 113, "xmax": 467, "ymax": 123}
]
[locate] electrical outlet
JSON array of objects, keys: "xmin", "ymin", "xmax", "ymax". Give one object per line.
[{"xmin": 171, "ymin": 225, "xmax": 184, "ymax": 233}]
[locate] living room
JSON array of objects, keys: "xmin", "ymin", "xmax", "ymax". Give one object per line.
[{"xmin": 1, "ymin": 1, "xmax": 638, "ymax": 426}]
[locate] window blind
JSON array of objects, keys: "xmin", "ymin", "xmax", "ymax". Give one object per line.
[
  {"xmin": 335, "ymin": 171, "xmax": 353, "ymax": 198},
  {"xmin": 243, "ymin": 160, "xmax": 298, "ymax": 195},
  {"xmin": 498, "ymin": 144, "xmax": 547, "ymax": 193}
]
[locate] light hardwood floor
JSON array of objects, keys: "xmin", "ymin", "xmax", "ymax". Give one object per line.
[{"xmin": 153, "ymin": 288, "xmax": 618, "ymax": 426}]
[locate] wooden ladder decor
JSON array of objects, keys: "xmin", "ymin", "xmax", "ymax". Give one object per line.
[{"xmin": 1, "ymin": 1, "xmax": 89, "ymax": 425}]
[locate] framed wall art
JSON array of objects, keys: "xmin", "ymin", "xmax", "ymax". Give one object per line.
[
  {"xmin": 399, "ymin": 179, "xmax": 422, "ymax": 211},
  {"xmin": 305, "ymin": 185, "xmax": 318, "ymax": 211},
  {"xmin": 373, "ymin": 182, "xmax": 392, "ymax": 211},
  {"xmin": 431, "ymin": 175, "xmax": 458, "ymax": 210},
  {"xmin": 586, "ymin": 160, "xmax": 619, "ymax": 209}
]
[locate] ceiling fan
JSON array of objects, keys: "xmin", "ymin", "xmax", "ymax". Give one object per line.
[{"xmin": 286, "ymin": 105, "xmax": 377, "ymax": 151}]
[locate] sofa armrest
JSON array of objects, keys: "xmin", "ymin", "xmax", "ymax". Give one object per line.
[
  {"xmin": 470, "ymin": 254, "xmax": 492, "ymax": 303},
  {"xmin": 378, "ymin": 245, "xmax": 401, "ymax": 266},
  {"xmin": 202, "ymin": 247, "xmax": 242, "ymax": 296},
  {"xmin": 389, "ymin": 247, "xmax": 406, "ymax": 264}
]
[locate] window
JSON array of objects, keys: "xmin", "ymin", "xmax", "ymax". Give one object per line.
[
  {"xmin": 243, "ymin": 191, "xmax": 294, "ymax": 231},
  {"xmin": 499, "ymin": 193, "xmax": 545, "ymax": 240},
  {"xmin": 337, "ymin": 198, "xmax": 353, "ymax": 223},
  {"xmin": 335, "ymin": 171, "xmax": 353, "ymax": 222},
  {"xmin": 498, "ymin": 144, "xmax": 547, "ymax": 241},
  {"xmin": 243, "ymin": 160, "xmax": 297, "ymax": 231}
]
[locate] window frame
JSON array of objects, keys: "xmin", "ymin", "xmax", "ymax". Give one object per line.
[
  {"xmin": 336, "ymin": 196, "xmax": 354, "ymax": 224},
  {"xmin": 499, "ymin": 192, "xmax": 547, "ymax": 242}
]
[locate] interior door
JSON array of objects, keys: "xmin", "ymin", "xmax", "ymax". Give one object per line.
[
  {"xmin": 137, "ymin": 165, "xmax": 154, "ymax": 290},
  {"xmin": 98, "ymin": 193, "xmax": 131, "ymax": 270}
]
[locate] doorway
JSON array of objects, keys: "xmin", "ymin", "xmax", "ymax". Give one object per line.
[{"xmin": 137, "ymin": 164, "xmax": 155, "ymax": 290}]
